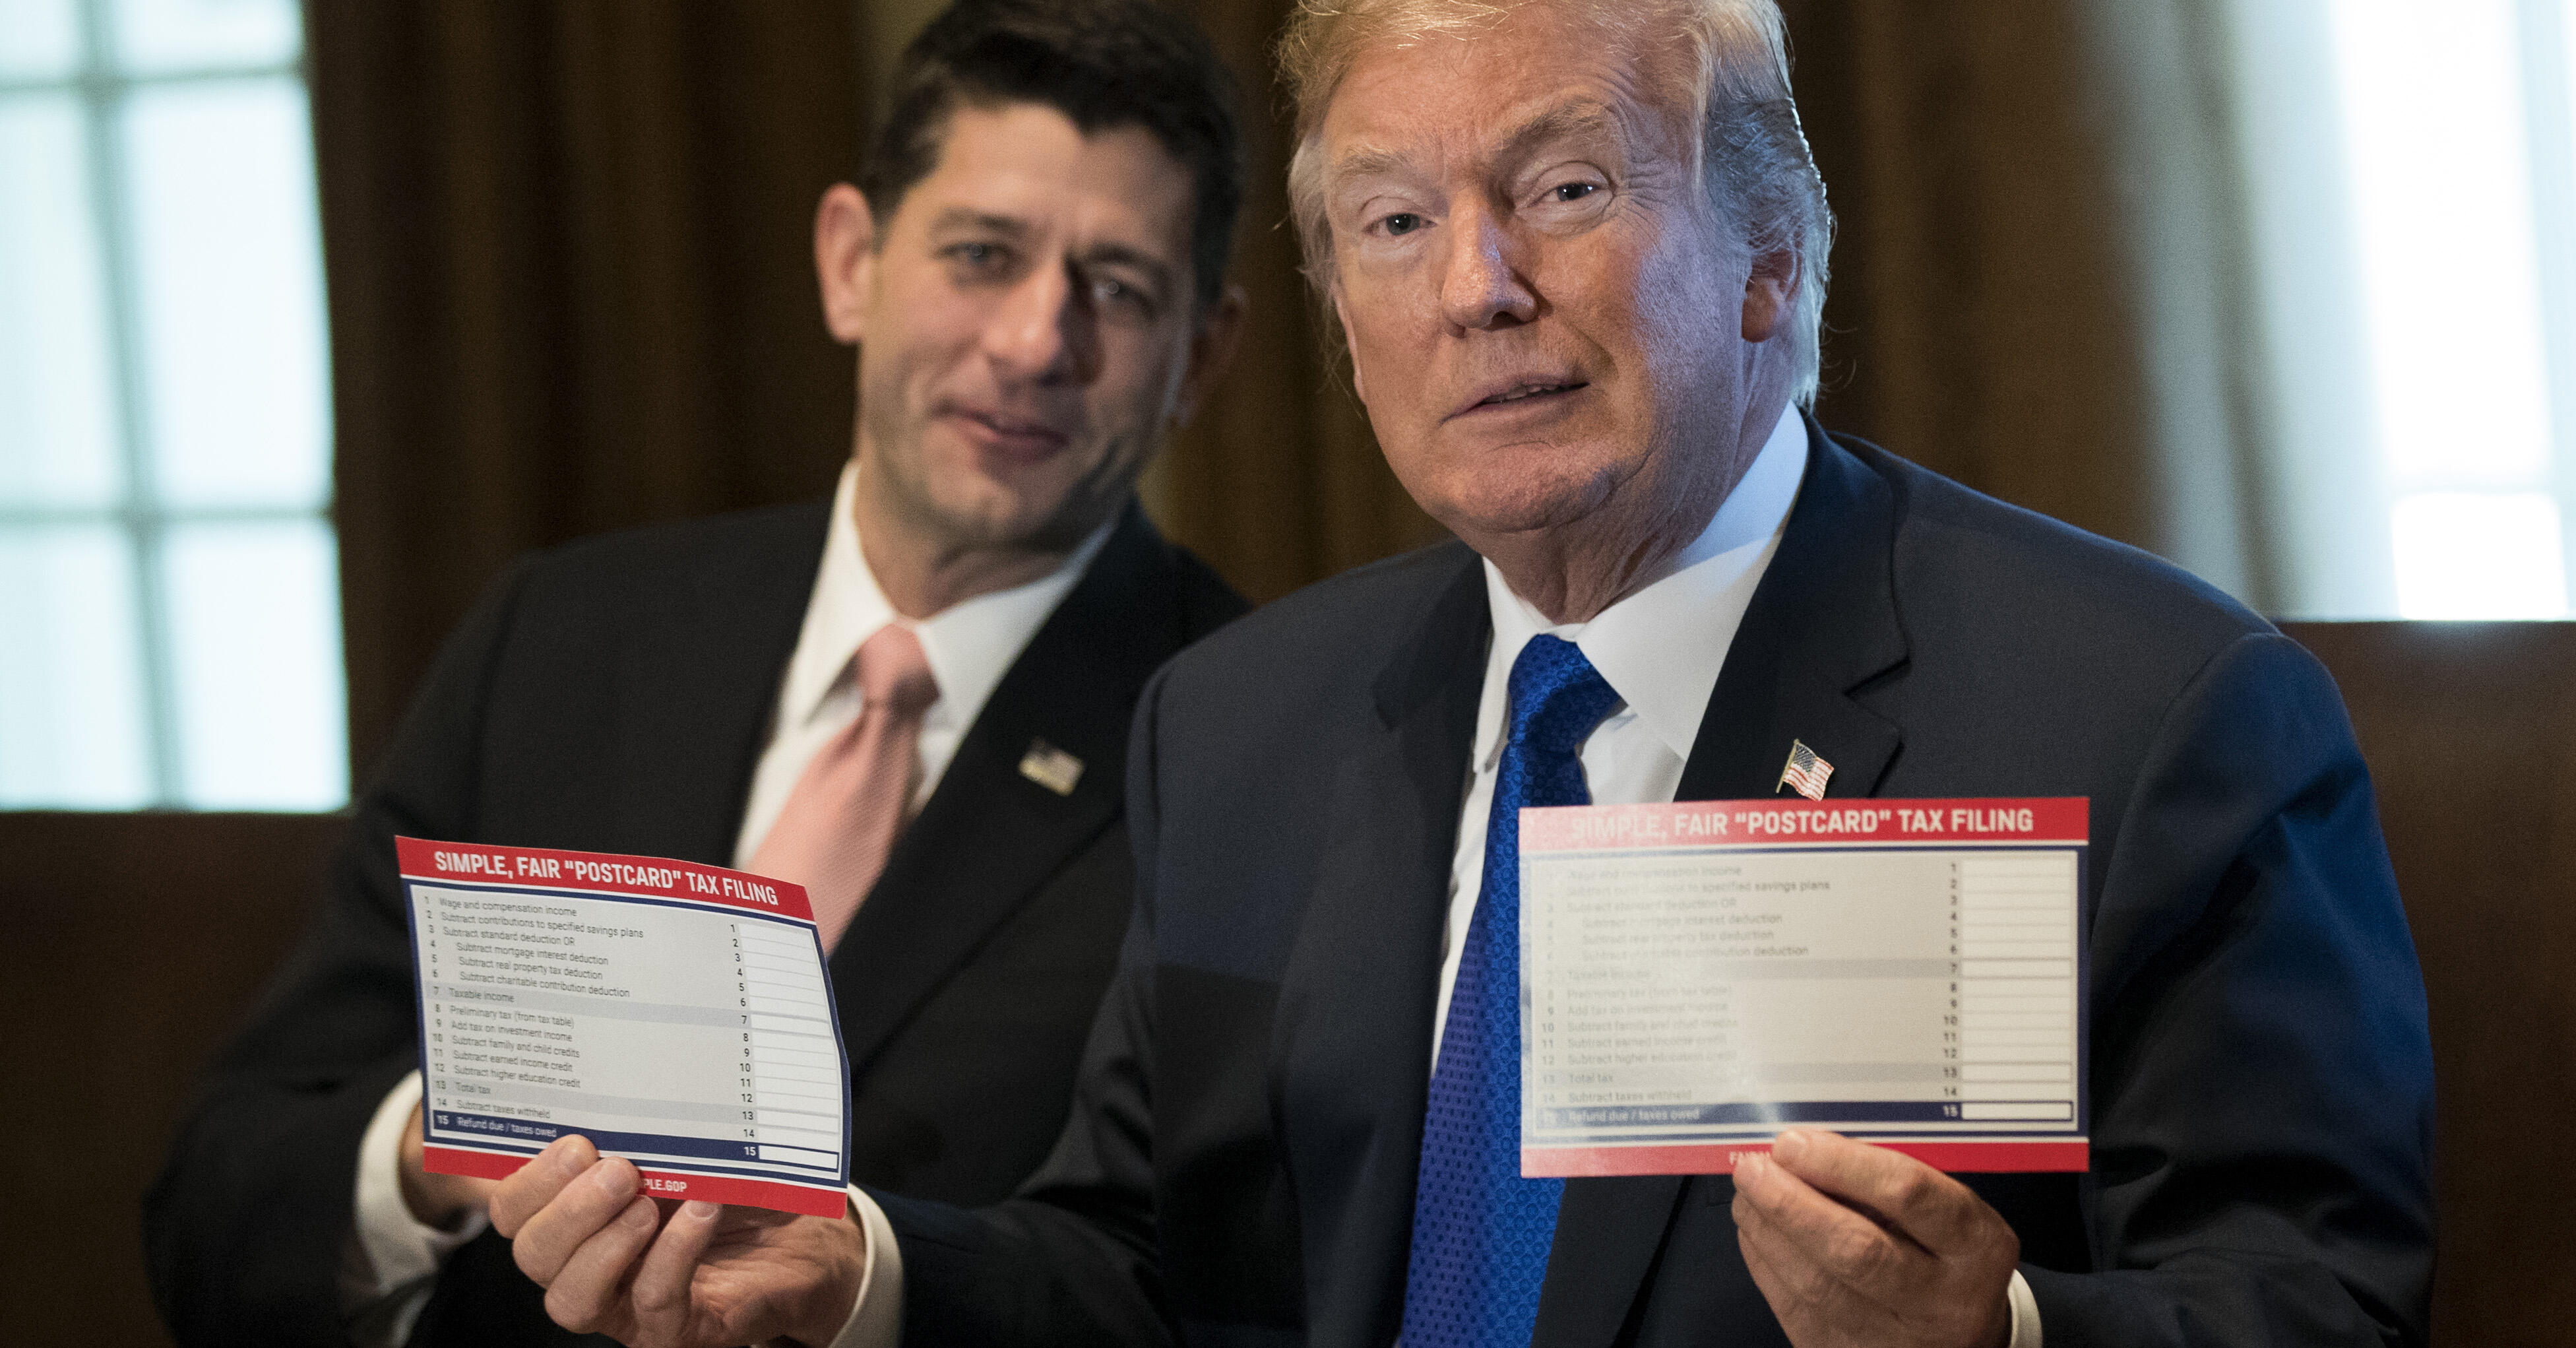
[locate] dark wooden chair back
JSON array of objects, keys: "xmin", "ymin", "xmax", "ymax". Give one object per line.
[{"xmin": 2286, "ymin": 621, "xmax": 2576, "ymax": 1346}]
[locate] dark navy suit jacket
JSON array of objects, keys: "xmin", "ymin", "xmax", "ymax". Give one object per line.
[{"xmin": 877, "ymin": 423, "xmax": 2435, "ymax": 1347}]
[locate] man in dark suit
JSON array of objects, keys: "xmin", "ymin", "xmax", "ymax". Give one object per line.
[
  {"xmin": 479, "ymin": 1, "xmax": 2434, "ymax": 1345},
  {"xmin": 144, "ymin": 3, "xmax": 1247, "ymax": 1345}
]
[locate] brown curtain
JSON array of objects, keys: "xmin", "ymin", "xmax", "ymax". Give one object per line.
[
  {"xmin": 310, "ymin": 2, "xmax": 869, "ymax": 774},
  {"xmin": 1145, "ymin": 2, "xmax": 1449, "ymax": 605},
  {"xmin": 1779, "ymin": 0, "xmax": 2270, "ymax": 598},
  {"xmin": 1783, "ymin": 1, "xmax": 2163, "ymax": 536}
]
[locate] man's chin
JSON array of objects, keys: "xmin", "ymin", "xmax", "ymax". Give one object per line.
[
  {"xmin": 912, "ymin": 488, "xmax": 1102, "ymax": 556},
  {"xmin": 1414, "ymin": 470, "xmax": 1625, "ymax": 546}
]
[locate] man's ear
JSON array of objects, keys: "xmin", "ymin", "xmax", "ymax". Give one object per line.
[
  {"xmin": 1333, "ymin": 291, "xmax": 1366, "ymax": 404},
  {"xmin": 815, "ymin": 183, "xmax": 879, "ymax": 345},
  {"xmin": 1741, "ymin": 249, "xmax": 1798, "ymax": 344},
  {"xmin": 1174, "ymin": 283, "xmax": 1249, "ymax": 428}
]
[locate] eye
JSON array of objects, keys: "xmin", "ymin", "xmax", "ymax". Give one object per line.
[
  {"xmin": 945, "ymin": 240, "xmax": 1011, "ymax": 272},
  {"xmin": 1088, "ymin": 274, "xmax": 1155, "ymax": 315},
  {"xmin": 1549, "ymin": 181, "xmax": 1600, "ymax": 204},
  {"xmin": 1379, "ymin": 212, "xmax": 1425, "ymax": 238}
]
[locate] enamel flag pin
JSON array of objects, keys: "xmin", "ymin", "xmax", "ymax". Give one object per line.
[
  {"xmin": 1018, "ymin": 739, "xmax": 1086, "ymax": 796},
  {"xmin": 1777, "ymin": 739, "xmax": 1833, "ymax": 800}
]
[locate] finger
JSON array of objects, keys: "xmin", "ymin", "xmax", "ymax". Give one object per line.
[
  {"xmin": 1734, "ymin": 1180, "xmax": 1845, "ymax": 1307},
  {"xmin": 400, "ymin": 1102, "xmax": 425, "ymax": 1170},
  {"xmin": 489, "ymin": 1134, "xmax": 599, "ymax": 1237},
  {"xmin": 539, "ymin": 1194, "xmax": 662, "ymax": 1335},
  {"xmin": 398, "ymin": 1103, "xmax": 503, "ymax": 1228},
  {"xmin": 511, "ymin": 1155, "xmax": 641, "ymax": 1287},
  {"xmin": 1733, "ymin": 1149, "xmax": 1921, "ymax": 1302},
  {"xmin": 1770, "ymin": 1129, "xmax": 1984, "ymax": 1254},
  {"xmin": 1733, "ymin": 1190, "xmax": 1802, "ymax": 1306},
  {"xmin": 1737, "ymin": 1207, "xmax": 1832, "ymax": 1339},
  {"xmin": 629, "ymin": 1200, "xmax": 726, "ymax": 1343},
  {"xmin": 1735, "ymin": 1190, "xmax": 1907, "ymax": 1343}
]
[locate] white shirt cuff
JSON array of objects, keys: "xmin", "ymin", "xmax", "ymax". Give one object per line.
[
  {"xmin": 817, "ymin": 1184, "xmax": 904, "ymax": 1348},
  {"xmin": 340, "ymin": 1070, "xmax": 489, "ymax": 1341},
  {"xmin": 2005, "ymin": 1268, "xmax": 2042, "ymax": 1348}
]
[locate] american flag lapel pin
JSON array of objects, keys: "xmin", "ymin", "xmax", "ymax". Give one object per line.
[
  {"xmin": 1018, "ymin": 738, "xmax": 1086, "ymax": 796},
  {"xmin": 1778, "ymin": 739, "xmax": 1833, "ymax": 800}
]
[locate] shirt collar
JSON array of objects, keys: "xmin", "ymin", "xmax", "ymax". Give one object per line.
[
  {"xmin": 777, "ymin": 461, "xmax": 1115, "ymax": 735},
  {"xmin": 1474, "ymin": 402, "xmax": 1809, "ymax": 767}
]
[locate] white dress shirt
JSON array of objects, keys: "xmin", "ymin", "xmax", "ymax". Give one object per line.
[
  {"xmin": 842, "ymin": 406, "xmax": 2036, "ymax": 1347},
  {"xmin": 340, "ymin": 461, "xmax": 1110, "ymax": 1347}
]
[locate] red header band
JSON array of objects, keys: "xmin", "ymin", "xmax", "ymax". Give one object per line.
[
  {"xmin": 1525, "ymin": 1138, "xmax": 2089, "ymax": 1177},
  {"xmin": 425, "ymin": 1144, "xmax": 846, "ymax": 1219},
  {"xmin": 396, "ymin": 836, "xmax": 813, "ymax": 924},
  {"xmin": 1519, "ymin": 797, "xmax": 2088, "ymax": 853}
]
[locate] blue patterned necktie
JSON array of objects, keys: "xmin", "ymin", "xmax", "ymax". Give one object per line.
[{"xmin": 1401, "ymin": 635, "xmax": 1623, "ymax": 1348}]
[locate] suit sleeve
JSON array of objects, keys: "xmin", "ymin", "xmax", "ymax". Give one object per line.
[
  {"xmin": 142, "ymin": 562, "xmax": 533, "ymax": 1348},
  {"xmin": 865, "ymin": 664, "xmax": 1183, "ymax": 1348},
  {"xmin": 2025, "ymin": 631, "xmax": 2436, "ymax": 1345}
]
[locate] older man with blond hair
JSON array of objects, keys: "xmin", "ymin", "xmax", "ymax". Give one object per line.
[{"xmin": 491, "ymin": 1, "xmax": 2434, "ymax": 1345}]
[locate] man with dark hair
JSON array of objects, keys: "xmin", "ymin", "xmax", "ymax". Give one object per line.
[{"xmin": 143, "ymin": 2, "xmax": 1249, "ymax": 1345}]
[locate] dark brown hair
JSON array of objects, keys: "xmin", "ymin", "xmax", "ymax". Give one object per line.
[{"xmin": 860, "ymin": 0, "xmax": 1245, "ymax": 309}]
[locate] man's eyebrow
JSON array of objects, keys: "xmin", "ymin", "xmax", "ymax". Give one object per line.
[
  {"xmin": 1490, "ymin": 100, "xmax": 1624, "ymax": 165},
  {"xmin": 927, "ymin": 207, "xmax": 1030, "ymax": 237},
  {"xmin": 1328, "ymin": 145, "xmax": 1414, "ymax": 186},
  {"xmin": 1326, "ymin": 100, "xmax": 1627, "ymax": 191}
]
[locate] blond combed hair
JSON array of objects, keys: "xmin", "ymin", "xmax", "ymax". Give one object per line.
[{"xmin": 1277, "ymin": 0, "xmax": 1834, "ymax": 404}]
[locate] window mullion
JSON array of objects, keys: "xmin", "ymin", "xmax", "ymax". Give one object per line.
[
  {"xmin": 74, "ymin": 0, "xmax": 183, "ymax": 806},
  {"xmin": 0, "ymin": 63, "xmax": 303, "ymax": 99}
]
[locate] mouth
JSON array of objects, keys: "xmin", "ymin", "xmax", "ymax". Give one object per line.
[
  {"xmin": 1453, "ymin": 378, "xmax": 1590, "ymax": 420},
  {"xmin": 942, "ymin": 404, "xmax": 1073, "ymax": 459}
]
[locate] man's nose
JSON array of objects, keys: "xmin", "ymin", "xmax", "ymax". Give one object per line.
[
  {"xmin": 1437, "ymin": 205, "xmax": 1538, "ymax": 332},
  {"xmin": 984, "ymin": 264, "xmax": 1099, "ymax": 385}
]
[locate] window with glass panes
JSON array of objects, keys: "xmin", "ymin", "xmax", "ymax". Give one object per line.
[{"xmin": 0, "ymin": 0, "xmax": 344, "ymax": 809}]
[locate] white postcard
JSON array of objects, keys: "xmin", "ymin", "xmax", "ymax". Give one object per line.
[
  {"xmin": 1517, "ymin": 798, "xmax": 2088, "ymax": 1176},
  {"xmin": 398, "ymin": 837, "xmax": 848, "ymax": 1216}
]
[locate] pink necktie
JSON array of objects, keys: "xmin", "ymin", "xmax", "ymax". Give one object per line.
[{"xmin": 751, "ymin": 624, "xmax": 939, "ymax": 953}]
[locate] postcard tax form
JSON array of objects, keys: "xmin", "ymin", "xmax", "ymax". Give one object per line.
[
  {"xmin": 1517, "ymin": 798, "xmax": 2088, "ymax": 1177},
  {"xmin": 397, "ymin": 837, "xmax": 848, "ymax": 1216}
]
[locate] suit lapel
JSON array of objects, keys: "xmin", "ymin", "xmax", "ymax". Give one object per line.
[
  {"xmin": 1673, "ymin": 422, "xmax": 1907, "ymax": 805},
  {"xmin": 1534, "ymin": 422, "xmax": 1910, "ymax": 1348},
  {"xmin": 1272, "ymin": 548, "xmax": 1489, "ymax": 1348},
  {"xmin": 827, "ymin": 503, "xmax": 1192, "ymax": 1074},
  {"xmin": 610, "ymin": 503, "xmax": 831, "ymax": 866}
]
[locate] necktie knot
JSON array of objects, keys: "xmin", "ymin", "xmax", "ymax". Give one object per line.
[
  {"xmin": 1505, "ymin": 634, "xmax": 1620, "ymax": 755},
  {"xmin": 857, "ymin": 624, "xmax": 937, "ymax": 720}
]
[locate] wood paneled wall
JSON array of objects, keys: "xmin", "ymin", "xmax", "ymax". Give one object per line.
[{"xmin": 1, "ymin": 812, "xmax": 340, "ymax": 1347}]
